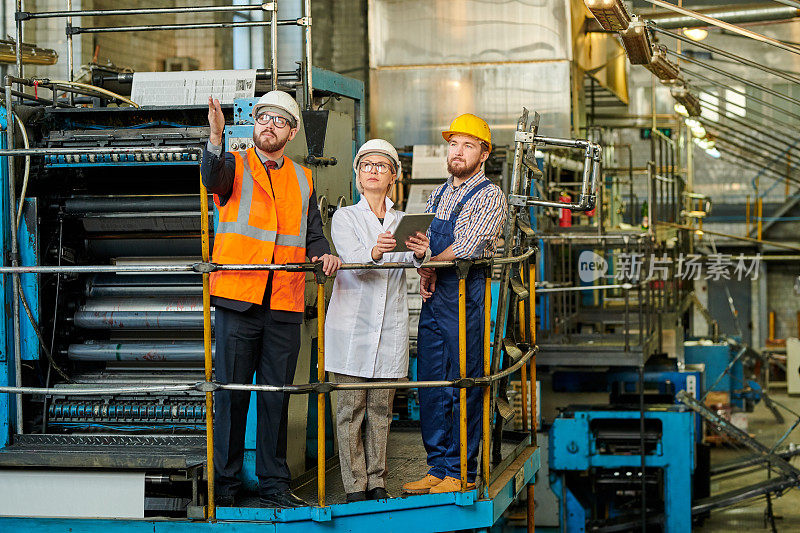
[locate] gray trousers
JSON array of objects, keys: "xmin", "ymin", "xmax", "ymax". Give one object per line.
[{"xmin": 333, "ymin": 373, "xmax": 397, "ymax": 494}]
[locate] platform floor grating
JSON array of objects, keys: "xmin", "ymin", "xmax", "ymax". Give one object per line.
[{"xmin": 238, "ymin": 428, "xmax": 522, "ymax": 506}]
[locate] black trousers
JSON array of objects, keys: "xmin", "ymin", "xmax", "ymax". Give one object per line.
[{"xmin": 213, "ymin": 304, "xmax": 301, "ymax": 496}]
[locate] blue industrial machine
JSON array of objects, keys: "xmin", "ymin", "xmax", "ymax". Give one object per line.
[
  {"xmin": 0, "ymin": 67, "xmax": 362, "ymax": 517},
  {"xmin": 0, "ymin": 70, "xmax": 547, "ymax": 532},
  {"xmin": 545, "ymin": 366, "xmax": 707, "ymax": 532},
  {"xmin": 684, "ymin": 340, "xmax": 745, "ymax": 408},
  {"xmin": 550, "ymin": 407, "xmax": 696, "ymax": 533}
]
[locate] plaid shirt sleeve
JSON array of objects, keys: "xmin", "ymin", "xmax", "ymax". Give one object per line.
[{"xmin": 452, "ymin": 185, "xmax": 508, "ymax": 259}]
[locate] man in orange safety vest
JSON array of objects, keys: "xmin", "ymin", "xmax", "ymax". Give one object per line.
[{"xmin": 202, "ymin": 90, "xmax": 341, "ymax": 509}]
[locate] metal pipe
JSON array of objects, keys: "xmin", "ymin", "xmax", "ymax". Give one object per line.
[
  {"xmin": 696, "ymin": 99, "xmax": 800, "ymax": 155},
  {"xmin": 659, "ymin": 221, "xmax": 800, "ymax": 251},
  {"xmin": 666, "ymin": 49, "xmax": 800, "ymax": 109},
  {"xmin": 493, "ymin": 110, "xmax": 530, "ymax": 388},
  {"xmin": 0, "ymin": 40, "xmax": 58, "ymax": 66},
  {"xmin": 535, "ymin": 283, "xmax": 639, "ymax": 293},
  {"xmin": 270, "ymin": 1, "xmax": 278, "ymax": 92},
  {"xmin": 68, "ymin": 342, "xmax": 212, "ymax": 361},
  {"xmin": 518, "ymin": 295, "xmax": 528, "ymax": 432},
  {"xmin": 699, "ymin": 120, "xmax": 800, "ymax": 177},
  {"xmin": 316, "ymin": 280, "xmax": 326, "ymax": 507},
  {"xmin": 683, "ymin": 67, "xmax": 800, "ymax": 126},
  {"xmin": 79, "ymin": 297, "xmax": 203, "ymax": 312},
  {"xmin": 459, "ymin": 275, "xmax": 468, "ymax": 491},
  {"xmin": 5, "ymin": 80, "xmax": 22, "ymax": 434},
  {"xmin": 14, "ymin": 1, "xmax": 21, "ymax": 81},
  {"xmin": 68, "ymin": 19, "xmax": 304, "ymax": 35},
  {"xmin": 713, "ymin": 137, "xmax": 800, "ymax": 187},
  {"xmin": 642, "ymin": 0, "xmax": 800, "ymax": 56},
  {"xmin": 641, "ymin": 4, "xmax": 800, "ymax": 29},
  {"xmin": 0, "ymin": 384, "xmax": 199, "ymax": 395},
  {"xmin": 303, "ymin": 0, "xmax": 313, "ymax": 109},
  {"xmin": 527, "ymin": 263, "xmax": 537, "ymax": 533},
  {"xmin": 0, "ymin": 346, "xmax": 541, "ymax": 397},
  {"xmin": 0, "ymin": 250, "xmax": 534, "ymax": 275},
  {"xmin": 0, "ymin": 145, "xmax": 203, "ymax": 156},
  {"xmin": 712, "ymin": 135, "xmax": 794, "ymax": 179},
  {"xmin": 746, "ymin": 195, "xmax": 751, "ymax": 236},
  {"xmin": 512, "ymin": 143, "xmax": 601, "ymax": 211},
  {"xmin": 67, "ymin": 0, "xmax": 73, "ymax": 106},
  {"xmin": 714, "ymin": 144, "xmax": 800, "ymax": 186},
  {"xmin": 536, "ymin": 233, "xmax": 649, "ymax": 241},
  {"xmin": 482, "ymin": 274, "xmax": 491, "ymax": 497},
  {"xmin": 696, "ymin": 105, "xmax": 800, "ymax": 161},
  {"xmin": 527, "ymin": 483, "xmax": 535, "ymax": 532},
  {"xmin": 650, "ymin": 24, "xmax": 800, "ymax": 86},
  {"xmin": 73, "ymin": 311, "xmax": 211, "ymax": 330},
  {"xmin": 758, "ymin": 198, "xmax": 764, "ymax": 240},
  {"xmin": 87, "ymin": 285, "xmax": 202, "ymax": 297},
  {"xmin": 20, "ymin": 3, "xmax": 271, "ymax": 18}
]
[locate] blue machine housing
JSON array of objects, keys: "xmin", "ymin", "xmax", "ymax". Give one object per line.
[
  {"xmin": 684, "ymin": 340, "xmax": 745, "ymax": 408},
  {"xmin": 550, "ymin": 408, "xmax": 696, "ymax": 533}
]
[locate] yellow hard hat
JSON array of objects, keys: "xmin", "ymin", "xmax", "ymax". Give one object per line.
[{"xmin": 442, "ymin": 113, "xmax": 492, "ymax": 150}]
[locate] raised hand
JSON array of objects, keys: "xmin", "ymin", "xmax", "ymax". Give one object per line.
[{"xmin": 208, "ymin": 96, "xmax": 225, "ymax": 145}]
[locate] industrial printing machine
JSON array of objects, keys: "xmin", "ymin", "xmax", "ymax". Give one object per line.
[{"xmin": 0, "ymin": 71, "xmax": 360, "ymax": 518}]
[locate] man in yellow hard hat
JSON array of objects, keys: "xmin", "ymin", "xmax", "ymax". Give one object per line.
[{"xmin": 403, "ymin": 113, "xmax": 508, "ymax": 494}]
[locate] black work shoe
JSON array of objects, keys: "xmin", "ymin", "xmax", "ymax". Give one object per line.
[
  {"xmin": 366, "ymin": 487, "xmax": 389, "ymax": 500},
  {"xmin": 258, "ymin": 490, "xmax": 308, "ymax": 508},
  {"xmin": 346, "ymin": 491, "xmax": 367, "ymax": 502},
  {"xmin": 216, "ymin": 493, "xmax": 236, "ymax": 507},
  {"xmin": 214, "ymin": 494, "xmax": 234, "ymax": 507}
]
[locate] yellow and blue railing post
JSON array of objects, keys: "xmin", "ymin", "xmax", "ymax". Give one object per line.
[
  {"xmin": 315, "ymin": 264, "xmax": 327, "ymax": 507},
  {"xmin": 198, "ymin": 168, "xmax": 215, "ymax": 519}
]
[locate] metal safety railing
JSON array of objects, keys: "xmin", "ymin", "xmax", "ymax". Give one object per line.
[
  {"xmin": 0, "ymin": 119, "xmax": 545, "ymax": 523},
  {"xmin": 0, "ymin": 103, "xmax": 600, "ymax": 527},
  {"xmin": 0, "ymin": 254, "xmax": 539, "ymax": 517}
]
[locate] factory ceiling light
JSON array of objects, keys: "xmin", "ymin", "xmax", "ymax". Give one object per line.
[
  {"xmin": 646, "ymin": 45, "xmax": 681, "ymax": 82},
  {"xmin": 585, "ymin": 0, "xmax": 632, "ymax": 32},
  {"xmin": 619, "ymin": 18, "xmax": 653, "ymax": 64},
  {"xmin": 683, "ymin": 27, "xmax": 709, "ymax": 41},
  {"xmin": 671, "ymin": 86, "xmax": 702, "ymax": 117}
]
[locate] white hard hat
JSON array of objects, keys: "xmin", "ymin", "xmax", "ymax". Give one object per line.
[
  {"xmin": 353, "ymin": 139, "xmax": 402, "ymax": 176},
  {"xmin": 252, "ymin": 90, "xmax": 301, "ymax": 126}
]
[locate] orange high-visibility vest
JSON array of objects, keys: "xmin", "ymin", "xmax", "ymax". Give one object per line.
[{"xmin": 210, "ymin": 148, "xmax": 313, "ymax": 312}]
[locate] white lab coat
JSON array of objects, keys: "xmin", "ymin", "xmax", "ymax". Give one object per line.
[{"xmin": 325, "ymin": 197, "xmax": 430, "ymax": 378}]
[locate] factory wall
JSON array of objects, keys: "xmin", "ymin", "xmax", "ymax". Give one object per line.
[
  {"xmin": 6, "ymin": 0, "xmax": 233, "ymax": 81},
  {"xmin": 767, "ymin": 265, "xmax": 800, "ymax": 341},
  {"xmin": 367, "ymin": 0, "xmax": 574, "ymax": 147}
]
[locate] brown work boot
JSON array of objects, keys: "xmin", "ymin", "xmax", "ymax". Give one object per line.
[
  {"xmin": 402, "ymin": 474, "xmax": 443, "ymax": 494},
  {"xmin": 428, "ymin": 476, "xmax": 476, "ymax": 494}
]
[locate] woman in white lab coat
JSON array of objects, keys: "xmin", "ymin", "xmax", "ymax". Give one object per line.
[{"xmin": 325, "ymin": 139, "xmax": 430, "ymax": 502}]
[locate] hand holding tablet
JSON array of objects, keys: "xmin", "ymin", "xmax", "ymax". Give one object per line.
[{"xmin": 389, "ymin": 213, "xmax": 435, "ymax": 252}]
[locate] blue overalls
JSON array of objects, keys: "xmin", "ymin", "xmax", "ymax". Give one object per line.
[{"xmin": 417, "ymin": 179, "xmax": 490, "ymax": 482}]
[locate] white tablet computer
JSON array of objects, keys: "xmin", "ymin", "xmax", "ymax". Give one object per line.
[{"xmin": 390, "ymin": 213, "xmax": 435, "ymax": 252}]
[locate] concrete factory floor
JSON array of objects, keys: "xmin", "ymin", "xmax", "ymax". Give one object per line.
[{"xmin": 698, "ymin": 389, "xmax": 800, "ymax": 532}]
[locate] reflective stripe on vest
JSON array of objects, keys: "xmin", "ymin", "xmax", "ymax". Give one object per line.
[{"xmin": 215, "ymin": 151, "xmax": 310, "ymax": 247}]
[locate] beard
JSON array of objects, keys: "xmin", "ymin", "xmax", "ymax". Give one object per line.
[
  {"xmin": 253, "ymin": 129, "xmax": 289, "ymax": 153},
  {"xmin": 447, "ymin": 156, "xmax": 481, "ymax": 179}
]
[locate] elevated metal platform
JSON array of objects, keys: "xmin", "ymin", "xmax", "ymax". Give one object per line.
[
  {"xmin": 0, "ymin": 429, "xmax": 540, "ymax": 532},
  {"xmin": 537, "ymin": 333, "xmax": 654, "ymax": 366}
]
